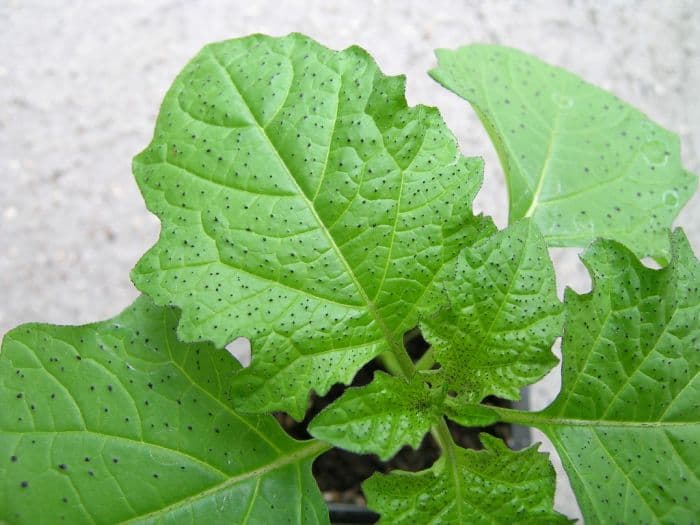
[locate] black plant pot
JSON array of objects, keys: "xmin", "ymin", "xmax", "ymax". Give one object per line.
[{"xmin": 328, "ymin": 503, "xmax": 380, "ymax": 525}]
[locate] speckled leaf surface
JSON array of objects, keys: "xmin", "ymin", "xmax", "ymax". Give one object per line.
[
  {"xmin": 0, "ymin": 297, "xmax": 329, "ymax": 525},
  {"xmin": 538, "ymin": 230, "xmax": 700, "ymax": 524},
  {"xmin": 421, "ymin": 219, "xmax": 562, "ymax": 403},
  {"xmin": 131, "ymin": 33, "xmax": 490, "ymax": 419},
  {"xmin": 363, "ymin": 434, "xmax": 569, "ymax": 524},
  {"xmin": 308, "ymin": 371, "xmax": 442, "ymax": 460},
  {"xmin": 430, "ymin": 44, "xmax": 697, "ymax": 261}
]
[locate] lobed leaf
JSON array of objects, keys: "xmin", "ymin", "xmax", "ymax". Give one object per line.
[
  {"xmin": 421, "ymin": 219, "xmax": 562, "ymax": 403},
  {"xmin": 430, "ymin": 44, "xmax": 697, "ymax": 261},
  {"xmin": 131, "ymin": 33, "xmax": 493, "ymax": 419},
  {"xmin": 363, "ymin": 433, "xmax": 570, "ymax": 524},
  {"xmin": 0, "ymin": 297, "xmax": 328, "ymax": 525},
  {"xmin": 308, "ymin": 371, "xmax": 442, "ymax": 460},
  {"xmin": 538, "ymin": 229, "xmax": 700, "ymax": 524}
]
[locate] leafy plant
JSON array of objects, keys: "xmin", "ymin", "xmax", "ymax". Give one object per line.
[{"xmin": 1, "ymin": 33, "xmax": 697, "ymax": 524}]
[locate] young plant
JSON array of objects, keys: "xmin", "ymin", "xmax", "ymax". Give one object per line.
[{"xmin": 1, "ymin": 33, "xmax": 697, "ymax": 524}]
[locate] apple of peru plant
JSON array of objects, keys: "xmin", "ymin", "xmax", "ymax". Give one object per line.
[{"xmin": 1, "ymin": 33, "xmax": 698, "ymax": 524}]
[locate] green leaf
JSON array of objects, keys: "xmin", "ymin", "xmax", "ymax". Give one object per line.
[
  {"xmin": 421, "ymin": 219, "xmax": 562, "ymax": 403},
  {"xmin": 308, "ymin": 371, "xmax": 443, "ymax": 460},
  {"xmin": 534, "ymin": 229, "xmax": 700, "ymax": 524},
  {"xmin": 363, "ymin": 433, "xmax": 570, "ymax": 524},
  {"xmin": 0, "ymin": 297, "xmax": 329, "ymax": 525},
  {"xmin": 430, "ymin": 44, "xmax": 697, "ymax": 260},
  {"xmin": 131, "ymin": 33, "xmax": 493, "ymax": 419}
]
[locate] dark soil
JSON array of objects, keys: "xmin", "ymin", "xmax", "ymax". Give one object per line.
[{"xmin": 274, "ymin": 330, "xmax": 518, "ymax": 509}]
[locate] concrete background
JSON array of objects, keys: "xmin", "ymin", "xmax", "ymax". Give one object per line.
[{"xmin": 1, "ymin": 1, "xmax": 699, "ymax": 521}]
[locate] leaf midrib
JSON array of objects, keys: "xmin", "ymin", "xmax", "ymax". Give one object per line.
[
  {"xmin": 0, "ymin": 428, "xmax": 229, "ymax": 478},
  {"xmin": 118, "ymin": 439, "xmax": 329, "ymax": 524},
  {"xmin": 494, "ymin": 406, "xmax": 697, "ymax": 428},
  {"xmin": 523, "ymin": 108, "xmax": 561, "ymax": 218},
  {"xmin": 473, "ymin": 51, "xmax": 561, "ymax": 219},
  {"xmin": 542, "ymin": 417, "xmax": 697, "ymax": 428},
  {"xmin": 158, "ymin": 314, "xmax": 285, "ymax": 453},
  {"xmin": 18, "ymin": 322, "xmax": 287, "ymax": 455},
  {"xmin": 206, "ymin": 48, "xmax": 406, "ymax": 358},
  {"xmin": 474, "ymin": 50, "xmax": 637, "ymax": 221},
  {"xmin": 469, "ymin": 221, "xmax": 536, "ymax": 355}
]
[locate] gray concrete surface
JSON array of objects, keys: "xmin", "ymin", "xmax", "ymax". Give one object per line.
[{"xmin": 1, "ymin": 1, "xmax": 698, "ymax": 521}]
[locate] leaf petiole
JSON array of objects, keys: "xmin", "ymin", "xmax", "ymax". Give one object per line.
[{"xmin": 414, "ymin": 347, "xmax": 435, "ymax": 371}]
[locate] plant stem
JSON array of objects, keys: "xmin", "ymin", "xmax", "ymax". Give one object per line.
[
  {"xmin": 415, "ymin": 347, "xmax": 435, "ymax": 371},
  {"xmin": 379, "ymin": 341, "xmax": 421, "ymax": 379},
  {"xmin": 378, "ymin": 349, "xmax": 415, "ymax": 378},
  {"xmin": 491, "ymin": 406, "xmax": 543, "ymax": 427},
  {"xmin": 393, "ymin": 344, "xmax": 419, "ymax": 377},
  {"xmin": 431, "ymin": 416, "xmax": 463, "ymax": 506},
  {"xmin": 432, "ymin": 417, "xmax": 456, "ymax": 455},
  {"xmin": 377, "ymin": 353, "xmax": 403, "ymax": 377}
]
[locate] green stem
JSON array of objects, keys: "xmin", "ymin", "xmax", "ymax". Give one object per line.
[
  {"xmin": 432, "ymin": 417, "xmax": 456, "ymax": 455},
  {"xmin": 491, "ymin": 406, "xmax": 543, "ymax": 427},
  {"xmin": 378, "ymin": 349, "xmax": 415, "ymax": 378},
  {"xmin": 394, "ymin": 345, "xmax": 418, "ymax": 377},
  {"xmin": 431, "ymin": 416, "xmax": 463, "ymax": 511},
  {"xmin": 415, "ymin": 347, "xmax": 435, "ymax": 371},
  {"xmin": 378, "ymin": 353, "xmax": 404, "ymax": 377}
]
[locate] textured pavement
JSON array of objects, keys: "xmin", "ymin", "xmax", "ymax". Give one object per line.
[{"xmin": 2, "ymin": 1, "xmax": 699, "ymax": 520}]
